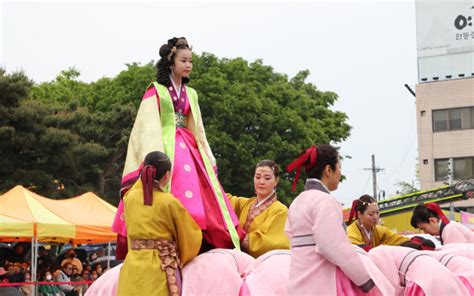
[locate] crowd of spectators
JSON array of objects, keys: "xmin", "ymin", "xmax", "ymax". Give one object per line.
[{"xmin": 0, "ymin": 244, "xmax": 111, "ymax": 296}]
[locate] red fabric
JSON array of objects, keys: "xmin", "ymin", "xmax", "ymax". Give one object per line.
[
  {"xmin": 286, "ymin": 145, "xmax": 318, "ymax": 192},
  {"xmin": 426, "ymin": 203, "xmax": 450, "ymax": 225},
  {"xmin": 115, "ymin": 233, "xmax": 128, "ymax": 260},
  {"xmin": 140, "ymin": 165, "xmax": 156, "ymax": 206},
  {"xmin": 410, "ymin": 236, "xmax": 424, "ymax": 245},
  {"xmin": 347, "ymin": 200, "xmax": 359, "ymax": 225},
  {"xmin": 357, "ymin": 244, "xmax": 372, "ymax": 252}
]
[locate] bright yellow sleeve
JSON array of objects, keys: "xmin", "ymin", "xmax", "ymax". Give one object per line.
[
  {"xmin": 378, "ymin": 225, "xmax": 409, "ymax": 246},
  {"xmin": 347, "ymin": 222, "xmax": 365, "ymax": 245},
  {"xmin": 248, "ymin": 203, "xmax": 290, "ymax": 258},
  {"xmin": 226, "ymin": 193, "xmax": 249, "ymax": 218},
  {"xmin": 170, "ymin": 200, "xmax": 202, "ymax": 267}
]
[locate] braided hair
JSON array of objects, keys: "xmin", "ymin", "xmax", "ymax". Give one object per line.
[{"xmin": 156, "ymin": 37, "xmax": 192, "ymax": 86}]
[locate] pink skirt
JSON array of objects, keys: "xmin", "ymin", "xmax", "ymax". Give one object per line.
[
  {"xmin": 172, "ymin": 128, "xmax": 244, "ymax": 249},
  {"xmin": 240, "ymin": 250, "xmax": 291, "ymax": 296},
  {"xmin": 85, "ymin": 264, "xmax": 122, "ymax": 296},
  {"xmin": 182, "ymin": 249, "xmax": 255, "ymax": 296}
]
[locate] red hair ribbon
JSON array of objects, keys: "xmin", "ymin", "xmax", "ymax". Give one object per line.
[
  {"xmin": 347, "ymin": 200, "xmax": 359, "ymax": 225},
  {"xmin": 426, "ymin": 203, "xmax": 450, "ymax": 225},
  {"xmin": 286, "ymin": 145, "xmax": 318, "ymax": 192},
  {"xmin": 141, "ymin": 165, "xmax": 156, "ymax": 206}
]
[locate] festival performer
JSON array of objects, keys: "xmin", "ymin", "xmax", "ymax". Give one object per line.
[
  {"xmin": 182, "ymin": 160, "xmax": 291, "ymax": 295},
  {"xmin": 438, "ymin": 243, "xmax": 474, "ymax": 259},
  {"xmin": 116, "ymin": 151, "xmax": 202, "ymax": 296},
  {"xmin": 368, "ymin": 245, "xmax": 469, "ymax": 295},
  {"xmin": 227, "ymin": 160, "xmax": 290, "ymax": 258},
  {"xmin": 347, "ymin": 194, "xmax": 409, "ymax": 250},
  {"xmin": 112, "ymin": 37, "xmax": 244, "ymax": 259},
  {"xmin": 285, "ymin": 144, "xmax": 380, "ymax": 295},
  {"xmin": 410, "ymin": 203, "xmax": 474, "ymax": 244}
]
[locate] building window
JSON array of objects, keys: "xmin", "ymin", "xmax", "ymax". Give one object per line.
[
  {"xmin": 432, "ymin": 106, "xmax": 474, "ymax": 132},
  {"xmin": 435, "ymin": 157, "xmax": 474, "ymax": 181}
]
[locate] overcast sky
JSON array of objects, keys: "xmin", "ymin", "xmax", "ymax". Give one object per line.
[{"xmin": 1, "ymin": 0, "xmax": 419, "ymax": 206}]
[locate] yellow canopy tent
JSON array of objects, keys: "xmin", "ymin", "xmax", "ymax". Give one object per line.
[
  {"xmin": 0, "ymin": 185, "xmax": 118, "ymax": 284},
  {"xmin": 0, "ymin": 185, "xmax": 117, "ymax": 243}
]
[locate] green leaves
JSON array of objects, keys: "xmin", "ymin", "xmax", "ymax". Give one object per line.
[{"xmin": 189, "ymin": 53, "xmax": 351, "ymax": 204}]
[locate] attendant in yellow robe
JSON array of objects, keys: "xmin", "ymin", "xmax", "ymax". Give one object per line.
[
  {"xmin": 227, "ymin": 160, "xmax": 290, "ymax": 258},
  {"xmin": 347, "ymin": 194, "xmax": 408, "ymax": 249},
  {"xmin": 118, "ymin": 151, "xmax": 202, "ymax": 296}
]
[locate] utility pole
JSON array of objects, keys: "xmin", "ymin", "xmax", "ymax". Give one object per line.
[{"xmin": 364, "ymin": 154, "xmax": 385, "ymax": 201}]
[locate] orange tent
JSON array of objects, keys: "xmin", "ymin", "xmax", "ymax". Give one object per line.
[{"xmin": 0, "ymin": 185, "xmax": 117, "ymax": 243}]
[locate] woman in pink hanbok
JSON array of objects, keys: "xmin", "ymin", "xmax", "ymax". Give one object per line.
[
  {"xmin": 368, "ymin": 245, "xmax": 469, "ymax": 296},
  {"xmin": 438, "ymin": 242, "xmax": 474, "ymax": 259},
  {"xmin": 285, "ymin": 145, "xmax": 381, "ymax": 295},
  {"xmin": 112, "ymin": 37, "xmax": 245, "ymax": 259},
  {"xmin": 423, "ymin": 251, "xmax": 474, "ymax": 294},
  {"xmin": 410, "ymin": 203, "xmax": 474, "ymax": 245},
  {"xmin": 183, "ymin": 160, "xmax": 292, "ymax": 296},
  {"xmin": 407, "ymin": 236, "xmax": 474, "ymax": 294}
]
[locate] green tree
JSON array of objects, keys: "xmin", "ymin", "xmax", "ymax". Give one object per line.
[
  {"xmin": 190, "ymin": 54, "xmax": 351, "ymax": 204},
  {"xmin": 395, "ymin": 181, "xmax": 419, "ymax": 195}
]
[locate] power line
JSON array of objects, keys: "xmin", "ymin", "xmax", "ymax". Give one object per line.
[{"xmin": 363, "ymin": 154, "xmax": 385, "ymax": 201}]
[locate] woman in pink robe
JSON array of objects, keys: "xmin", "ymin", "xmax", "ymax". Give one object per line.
[
  {"xmin": 423, "ymin": 251, "xmax": 474, "ymax": 294},
  {"xmin": 285, "ymin": 145, "xmax": 381, "ymax": 295},
  {"xmin": 410, "ymin": 203, "xmax": 474, "ymax": 245},
  {"xmin": 438, "ymin": 243, "xmax": 474, "ymax": 259},
  {"xmin": 368, "ymin": 245, "xmax": 469, "ymax": 295}
]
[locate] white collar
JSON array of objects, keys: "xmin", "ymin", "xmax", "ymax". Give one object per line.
[
  {"xmin": 359, "ymin": 220, "xmax": 372, "ymax": 239},
  {"xmin": 170, "ymin": 75, "xmax": 182, "ymax": 99},
  {"xmin": 256, "ymin": 190, "xmax": 275, "ymax": 207},
  {"xmin": 307, "ymin": 178, "xmax": 330, "ymax": 192}
]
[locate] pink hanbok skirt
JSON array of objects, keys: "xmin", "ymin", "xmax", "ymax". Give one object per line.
[
  {"xmin": 85, "ymin": 264, "xmax": 122, "ymax": 296},
  {"xmin": 240, "ymin": 250, "xmax": 291, "ymax": 296},
  {"xmin": 182, "ymin": 249, "xmax": 255, "ymax": 296}
]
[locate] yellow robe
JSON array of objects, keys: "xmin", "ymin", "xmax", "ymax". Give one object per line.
[
  {"xmin": 347, "ymin": 220, "xmax": 409, "ymax": 248},
  {"xmin": 227, "ymin": 194, "xmax": 290, "ymax": 258},
  {"xmin": 118, "ymin": 180, "xmax": 202, "ymax": 296}
]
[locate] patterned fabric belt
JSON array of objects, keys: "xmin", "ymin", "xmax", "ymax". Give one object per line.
[
  {"xmin": 175, "ymin": 112, "xmax": 186, "ymax": 128},
  {"xmin": 291, "ymin": 234, "xmax": 316, "ymax": 247},
  {"xmin": 131, "ymin": 239, "xmax": 166, "ymax": 250},
  {"xmin": 398, "ymin": 250, "xmax": 429, "ymax": 287},
  {"xmin": 131, "ymin": 238, "xmax": 181, "ymax": 296}
]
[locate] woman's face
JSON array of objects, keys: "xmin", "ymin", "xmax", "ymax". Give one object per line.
[
  {"xmin": 417, "ymin": 217, "xmax": 440, "ymax": 235},
  {"xmin": 172, "ymin": 49, "xmax": 193, "ymax": 79},
  {"xmin": 325, "ymin": 162, "xmax": 342, "ymax": 191},
  {"xmin": 253, "ymin": 166, "xmax": 278, "ymax": 199},
  {"xmin": 358, "ymin": 203, "xmax": 380, "ymax": 229}
]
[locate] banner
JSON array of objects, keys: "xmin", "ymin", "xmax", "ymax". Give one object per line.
[
  {"xmin": 460, "ymin": 210, "xmax": 474, "ymax": 229},
  {"xmin": 416, "ymin": 0, "xmax": 474, "ymax": 57}
]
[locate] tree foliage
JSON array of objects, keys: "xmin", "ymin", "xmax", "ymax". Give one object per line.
[{"xmin": 0, "ymin": 53, "xmax": 350, "ymax": 205}]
